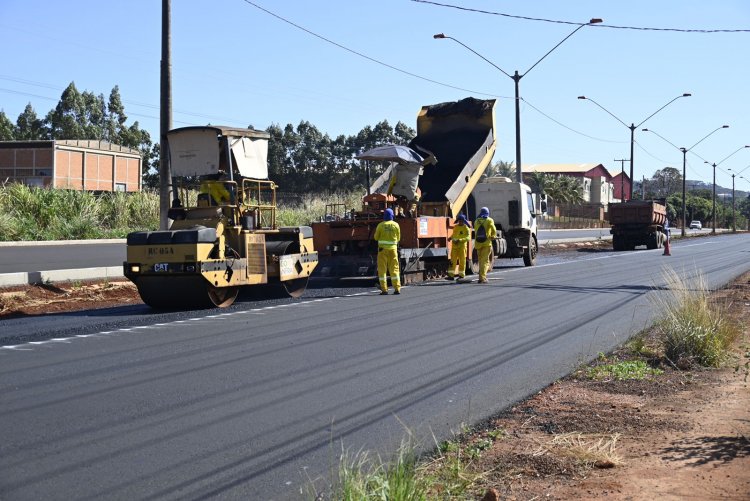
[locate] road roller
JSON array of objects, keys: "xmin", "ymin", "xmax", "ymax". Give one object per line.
[{"xmin": 123, "ymin": 126, "xmax": 318, "ymax": 309}]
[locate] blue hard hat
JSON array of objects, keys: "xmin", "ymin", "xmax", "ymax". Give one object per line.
[
  {"xmin": 383, "ymin": 208, "xmax": 394, "ymax": 221},
  {"xmin": 479, "ymin": 207, "xmax": 490, "ymax": 218},
  {"xmin": 457, "ymin": 214, "xmax": 468, "ymax": 224}
]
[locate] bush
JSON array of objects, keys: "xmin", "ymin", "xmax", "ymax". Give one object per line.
[
  {"xmin": 0, "ymin": 184, "xmax": 162, "ymax": 240},
  {"xmin": 655, "ymin": 267, "xmax": 741, "ymax": 368},
  {"xmin": 0, "ymin": 185, "xmax": 365, "ymax": 241}
]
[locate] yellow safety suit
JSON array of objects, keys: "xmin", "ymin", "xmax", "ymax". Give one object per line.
[
  {"xmin": 473, "ymin": 216, "xmax": 497, "ymax": 283},
  {"xmin": 200, "ymin": 181, "xmax": 232, "ymax": 205},
  {"xmin": 373, "ymin": 220, "xmax": 401, "ymax": 293},
  {"xmin": 448, "ymin": 222, "xmax": 470, "ymax": 279}
]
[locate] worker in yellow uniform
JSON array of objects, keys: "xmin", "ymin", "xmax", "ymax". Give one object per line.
[
  {"xmin": 473, "ymin": 207, "xmax": 496, "ymax": 284},
  {"xmin": 199, "ymin": 179, "xmax": 232, "ymax": 205},
  {"xmin": 373, "ymin": 208, "xmax": 401, "ymax": 295},
  {"xmin": 446, "ymin": 213, "xmax": 470, "ymax": 280}
]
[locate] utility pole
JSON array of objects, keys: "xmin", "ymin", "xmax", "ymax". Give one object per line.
[
  {"xmin": 613, "ymin": 158, "xmax": 628, "ymax": 202},
  {"xmin": 159, "ymin": 0, "xmax": 173, "ymax": 230}
]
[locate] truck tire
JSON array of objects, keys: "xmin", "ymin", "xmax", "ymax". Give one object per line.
[
  {"xmin": 523, "ymin": 234, "xmax": 537, "ymax": 266},
  {"xmin": 612, "ymin": 234, "xmax": 625, "ymax": 251},
  {"xmin": 646, "ymin": 233, "xmax": 658, "ymax": 250}
]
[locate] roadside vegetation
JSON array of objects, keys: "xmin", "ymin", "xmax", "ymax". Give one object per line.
[
  {"xmin": 0, "ymin": 183, "xmax": 361, "ymax": 241},
  {"xmin": 304, "ymin": 268, "xmax": 747, "ymax": 500}
]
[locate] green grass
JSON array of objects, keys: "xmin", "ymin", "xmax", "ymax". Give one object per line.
[
  {"xmin": 654, "ymin": 267, "xmax": 742, "ymax": 368},
  {"xmin": 586, "ymin": 360, "xmax": 663, "ymax": 381},
  {"xmin": 0, "ymin": 184, "xmax": 361, "ymax": 241},
  {"xmin": 308, "ymin": 440, "xmax": 429, "ymax": 501}
]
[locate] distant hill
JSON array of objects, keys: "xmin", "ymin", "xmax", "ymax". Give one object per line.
[
  {"xmin": 633, "ymin": 179, "xmax": 748, "ymax": 199},
  {"xmin": 687, "ymin": 180, "xmax": 748, "ymax": 198}
]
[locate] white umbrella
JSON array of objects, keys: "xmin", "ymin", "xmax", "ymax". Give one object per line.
[{"xmin": 356, "ymin": 144, "xmax": 425, "ymax": 165}]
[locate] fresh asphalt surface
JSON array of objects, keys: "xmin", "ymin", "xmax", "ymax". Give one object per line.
[{"xmin": 1, "ymin": 233, "xmax": 749, "ymax": 500}]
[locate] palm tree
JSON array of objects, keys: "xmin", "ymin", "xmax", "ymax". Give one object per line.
[
  {"xmin": 526, "ymin": 171, "xmax": 549, "ymax": 194},
  {"xmin": 481, "ymin": 160, "xmax": 514, "ymax": 180},
  {"xmin": 545, "ymin": 175, "xmax": 584, "ymax": 204}
]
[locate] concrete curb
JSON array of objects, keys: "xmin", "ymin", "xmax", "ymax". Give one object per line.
[
  {"xmin": 0, "ymin": 239, "xmax": 126, "ymax": 248},
  {"xmin": 0, "ymin": 267, "xmax": 124, "ymax": 287},
  {"xmin": 539, "ymin": 236, "xmax": 612, "ymax": 246}
]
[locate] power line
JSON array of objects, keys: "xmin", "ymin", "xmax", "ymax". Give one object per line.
[
  {"xmin": 411, "ymin": 0, "xmax": 750, "ymax": 33},
  {"xmin": 240, "ymin": 0, "xmax": 507, "ymax": 97},
  {"xmin": 0, "ymin": 77, "xmax": 248, "ymax": 125},
  {"xmin": 521, "ymin": 97, "xmax": 626, "ymax": 143}
]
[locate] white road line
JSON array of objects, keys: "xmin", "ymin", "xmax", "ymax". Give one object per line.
[{"xmin": 0, "ymin": 292, "xmax": 357, "ymax": 351}]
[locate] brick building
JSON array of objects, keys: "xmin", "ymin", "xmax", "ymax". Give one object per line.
[
  {"xmin": 0, "ymin": 140, "xmax": 142, "ymax": 192},
  {"xmin": 523, "ymin": 163, "xmax": 631, "ymax": 203}
]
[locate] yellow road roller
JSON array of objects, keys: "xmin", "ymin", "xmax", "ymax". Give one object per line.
[{"xmin": 123, "ymin": 126, "xmax": 318, "ymax": 309}]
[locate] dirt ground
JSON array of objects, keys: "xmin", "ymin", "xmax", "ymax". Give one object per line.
[
  {"xmin": 0, "ymin": 278, "xmax": 141, "ymax": 319},
  {"xmin": 1, "ymin": 261, "xmax": 748, "ymax": 501},
  {"xmin": 457, "ymin": 271, "xmax": 750, "ymax": 501}
]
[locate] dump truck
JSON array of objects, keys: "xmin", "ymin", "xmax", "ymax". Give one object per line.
[
  {"xmin": 311, "ymin": 97, "xmax": 545, "ymax": 281},
  {"xmin": 123, "ymin": 126, "xmax": 318, "ymax": 309},
  {"xmin": 608, "ymin": 200, "xmax": 667, "ymax": 251}
]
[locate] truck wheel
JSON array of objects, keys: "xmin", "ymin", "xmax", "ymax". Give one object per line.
[
  {"xmin": 612, "ymin": 235, "xmax": 624, "ymax": 251},
  {"xmin": 523, "ymin": 234, "xmax": 537, "ymax": 266}
]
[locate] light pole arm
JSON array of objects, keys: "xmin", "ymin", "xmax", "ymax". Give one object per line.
[
  {"xmin": 635, "ymin": 93, "xmax": 691, "ymax": 128},
  {"xmin": 716, "ymin": 145, "xmax": 750, "ymax": 166},
  {"xmin": 433, "ymin": 34, "xmax": 513, "ymax": 80},
  {"xmin": 524, "ymin": 19, "xmax": 601, "ymax": 76},
  {"xmin": 641, "ymin": 128, "xmax": 681, "ymax": 151},
  {"xmin": 687, "ymin": 125, "xmax": 729, "ymax": 152},
  {"xmin": 577, "ymin": 96, "xmax": 630, "ymax": 129}
]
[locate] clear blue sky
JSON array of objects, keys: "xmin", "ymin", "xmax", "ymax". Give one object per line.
[{"xmin": 1, "ymin": 0, "xmax": 748, "ymax": 192}]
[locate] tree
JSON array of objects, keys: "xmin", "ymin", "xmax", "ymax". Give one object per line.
[
  {"xmin": 394, "ymin": 121, "xmax": 416, "ymax": 144},
  {"xmin": 526, "ymin": 171, "xmax": 549, "ymax": 194},
  {"xmin": 650, "ymin": 167, "xmax": 682, "ymax": 197},
  {"xmin": 106, "ymin": 85, "xmax": 128, "ymax": 142},
  {"xmin": 45, "ymin": 82, "xmax": 86, "ymax": 139},
  {"xmin": 479, "ymin": 160, "xmax": 514, "ymax": 181},
  {"xmin": 80, "ymin": 91, "xmax": 106, "ymax": 139},
  {"xmin": 545, "ymin": 175, "xmax": 584, "ymax": 204},
  {"xmin": 0, "ymin": 111, "xmax": 16, "ymax": 140},
  {"xmin": 16, "ymin": 104, "xmax": 46, "ymax": 140}
]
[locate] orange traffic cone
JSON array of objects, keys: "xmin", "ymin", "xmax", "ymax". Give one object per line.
[{"xmin": 663, "ymin": 237, "xmax": 671, "ymax": 256}]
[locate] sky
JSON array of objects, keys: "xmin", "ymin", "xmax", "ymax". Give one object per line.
[{"xmin": 1, "ymin": 0, "xmax": 749, "ymax": 193}]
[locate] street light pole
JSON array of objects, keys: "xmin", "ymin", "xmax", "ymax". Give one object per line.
[
  {"xmin": 641, "ymin": 125, "xmax": 728, "ymax": 237},
  {"xmin": 435, "ymin": 18, "xmax": 602, "ymax": 183},
  {"xmin": 704, "ymin": 145, "xmax": 750, "ymax": 234},
  {"xmin": 578, "ymin": 93, "xmax": 691, "ymax": 200},
  {"xmin": 729, "ymin": 171, "xmax": 736, "ymax": 232},
  {"xmin": 727, "ymin": 160, "xmax": 750, "ymax": 232}
]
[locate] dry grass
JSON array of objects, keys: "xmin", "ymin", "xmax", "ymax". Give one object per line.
[
  {"xmin": 654, "ymin": 266, "xmax": 742, "ymax": 368},
  {"xmin": 534, "ymin": 432, "xmax": 624, "ymax": 470}
]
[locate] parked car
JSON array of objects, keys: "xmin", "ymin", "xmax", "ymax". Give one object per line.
[{"xmin": 689, "ymin": 220, "xmax": 702, "ymax": 230}]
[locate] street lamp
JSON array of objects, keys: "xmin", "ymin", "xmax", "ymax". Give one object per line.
[
  {"xmin": 727, "ymin": 169, "xmax": 737, "ymax": 232},
  {"xmin": 641, "ymin": 125, "xmax": 728, "ymax": 236},
  {"xmin": 704, "ymin": 145, "xmax": 750, "ymax": 234},
  {"xmin": 578, "ymin": 93, "xmax": 691, "ymax": 200},
  {"xmin": 434, "ymin": 18, "xmax": 602, "ymax": 183},
  {"xmin": 728, "ymin": 161, "xmax": 750, "ymax": 232}
]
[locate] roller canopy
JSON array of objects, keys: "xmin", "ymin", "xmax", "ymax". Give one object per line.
[{"xmin": 168, "ymin": 126, "xmax": 270, "ymax": 179}]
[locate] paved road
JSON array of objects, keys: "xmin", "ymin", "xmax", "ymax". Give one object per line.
[
  {"xmin": 0, "ymin": 240, "xmax": 125, "ymax": 273},
  {"xmin": 1, "ymin": 234, "xmax": 749, "ymax": 500},
  {"xmin": 0, "ymin": 228, "xmax": 717, "ymax": 274}
]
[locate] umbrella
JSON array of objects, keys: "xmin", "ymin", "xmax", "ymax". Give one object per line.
[{"xmin": 356, "ymin": 144, "xmax": 424, "ymax": 165}]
